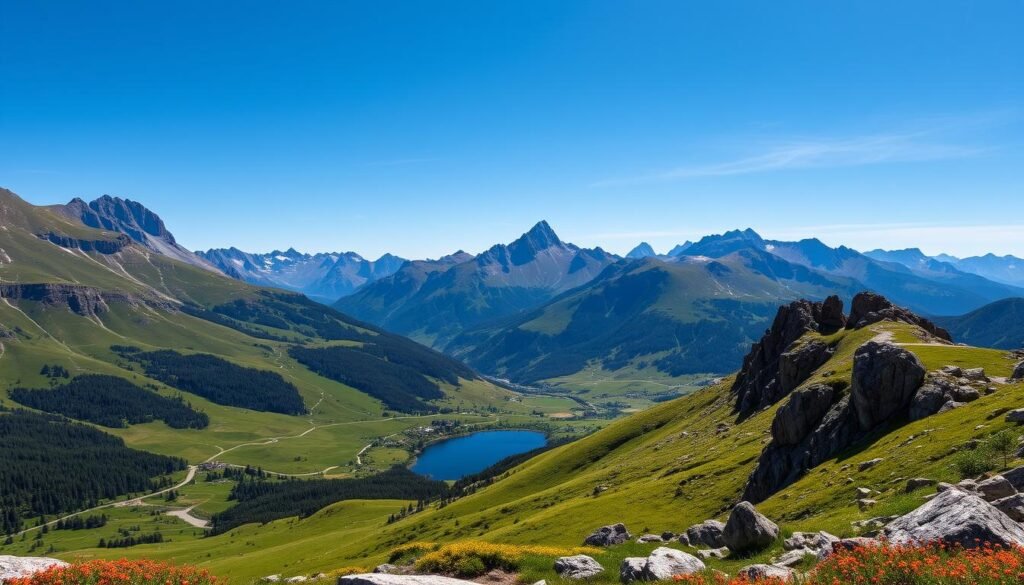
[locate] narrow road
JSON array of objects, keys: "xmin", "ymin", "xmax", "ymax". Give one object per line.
[
  {"xmin": 14, "ymin": 465, "xmax": 198, "ymax": 537},
  {"xmin": 165, "ymin": 505, "xmax": 209, "ymax": 528}
]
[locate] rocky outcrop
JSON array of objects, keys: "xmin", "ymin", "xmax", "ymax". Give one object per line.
[
  {"xmin": 40, "ymin": 231, "xmax": 132, "ymax": 254},
  {"xmin": 684, "ymin": 520, "xmax": 726, "ymax": 548},
  {"xmin": 909, "ymin": 369, "xmax": 985, "ymax": 421},
  {"xmin": 583, "ymin": 523, "xmax": 631, "ymax": 546},
  {"xmin": 619, "ymin": 558, "xmax": 647, "ymax": 583},
  {"xmin": 339, "ymin": 576, "xmax": 477, "ymax": 585},
  {"xmin": 0, "ymin": 556, "xmax": 69, "ymax": 580},
  {"xmin": 553, "ymin": 555, "xmax": 604, "ymax": 579},
  {"xmin": 640, "ymin": 547, "xmax": 705, "ymax": 580},
  {"xmin": 744, "ymin": 338, "xmax": 929, "ymax": 502},
  {"xmin": 1013, "ymin": 362, "xmax": 1024, "ymax": 380},
  {"xmin": 732, "ymin": 296, "xmax": 844, "ymax": 417},
  {"xmin": 845, "ymin": 291, "xmax": 951, "ymax": 342},
  {"xmin": 883, "ymin": 489, "xmax": 1024, "ymax": 548},
  {"xmin": 0, "ymin": 283, "xmax": 113, "ymax": 316},
  {"xmin": 722, "ymin": 502, "xmax": 779, "ymax": 552},
  {"xmin": 850, "ymin": 342, "xmax": 926, "ymax": 429},
  {"xmin": 783, "ymin": 531, "xmax": 838, "ymax": 553}
]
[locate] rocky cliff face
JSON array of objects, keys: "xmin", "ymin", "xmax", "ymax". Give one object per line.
[
  {"xmin": 731, "ymin": 295, "xmax": 845, "ymax": 418},
  {"xmin": 0, "ymin": 283, "xmax": 157, "ymax": 316},
  {"xmin": 55, "ymin": 195, "xmax": 220, "ymax": 272},
  {"xmin": 39, "ymin": 231, "xmax": 132, "ymax": 254},
  {"xmin": 846, "ymin": 291, "xmax": 951, "ymax": 341}
]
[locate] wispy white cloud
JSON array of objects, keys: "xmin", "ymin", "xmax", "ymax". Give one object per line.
[{"xmin": 595, "ymin": 130, "xmax": 988, "ymax": 187}]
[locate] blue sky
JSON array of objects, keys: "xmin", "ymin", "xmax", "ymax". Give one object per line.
[{"xmin": 1, "ymin": 1, "xmax": 1022, "ymax": 259}]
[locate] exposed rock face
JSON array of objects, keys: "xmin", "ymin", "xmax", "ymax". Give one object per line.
[
  {"xmin": 783, "ymin": 531, "xmax": 838, "ymax": 553},
  {"xmin": 850, "ymin": 342, "xmax": 926, "ymax": 429},
  {"xmin": 771, "ymin": 383, "xmax": 841, "ymax": 446},
  {"xmin": 685, "ymin": 520, "xmax": 726, "ymax": 548},
  {"xmin": 732, "ymin": 296, "xmax": 844, "ymax": 417},
  {"xmin": 40, "ymin": 231, "xmax": 132, "ymax": 254},
  {"xmin": 1013, "ymin": 362, "xmax": 1024, "ymax": 380},
  {"xmin": 554, "ymin": 555, "xmax": 605, "ymax": 579},
  {"xmin": 339, "ymin": 576, "xmax": 477, "ymax": 585},
  {"xmin": 583, "ymin": 523, "xmax": 631, "ymax": 546},
  {"xmin": 883, "ymin": 489, "xmax": 1024, "ymax": 548},
  {"xmin": 619, "ymin": 558, "xmax": 647, "ymax": 583},
  {"xmin": 909, "ymin": 371, "xmax": 984, "ymax": 421},
  {"xmin": 641, "ymin": 547, "xmax": 705, "ymax": 580},
  {"xmin": 0, "ymin": 283, "xmax": 142, "ymax": 316},
  {"xmin": 846, "ymin": 291, "xmax": 951, "ymax": 341},
  {"xmin": 0, "ymin": 556, "xmax": 68, "ymax": 580},
  {"xmin": 722, "ymin": 502, "xmax": 779, "ymax": 552},
  {"xmin": 994, "ymin": 494, "xmax": 1024, "ymax": 521},
  {"xmin": 977, "ymin": 476, "xmax": 1016, "ymax": 501}
]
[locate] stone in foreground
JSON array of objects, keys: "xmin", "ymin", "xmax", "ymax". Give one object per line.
[
  {"xmin": 723, "ymin": 502, "xmax": 780, "ymax": 552},
  {"xmin": 0, "ymin": 556, "xmax": 69, "ymax": 581},
  {"xmin": 619, "ymin": 558, "xmax": 647, "ymax": 583},
  {"xmin": 340, "ymin": 576, "xmax": 477, "ymax": 585},
  {"xmin": 641, "ymin": 547, "xmax": 705, "ymax": 580},
  {"xmin": 685, "ymin": 520, "xmax": 726, "ymax": 548},
  {"xmin": 883, "ymin": 489, "xmax": 1024, "ymax": 548},
  {"xmin": 583, "ymin": 523, "xmax": 631, "ymax": 546},
  {"xmin": 554, "ymin": 555, "xmax": 605, "ymax": 579},
  {"xmin": 737, "ymin": 564, "xmax": 795, "ymax": 582}
]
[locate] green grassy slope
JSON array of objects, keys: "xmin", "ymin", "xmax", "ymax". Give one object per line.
[{"xmin": 48, "ymin": 320, "xmax": 1023, "ymax": 583}]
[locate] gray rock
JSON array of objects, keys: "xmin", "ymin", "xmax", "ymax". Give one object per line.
[
  {"xmin": 942, "ymin": 365, "xmax": 964, "ymax": 377},
  {"xmin": 858, "ymin": 458, "xmax": 884, "ymax": 472},
  {"xmin": 909, "ymin": 384, "xmax": 949, "ymax": 421},
  {"xmin": 774, "ymin": 548, "xmax": 815, "ymax": 568},
  {"xmin": 637, "ymin": 534, "xmax": 664, "ymax": 543},
  {"xmin": 846, "ymin": 292, "xmax": 951, "ymax": 341},
  {"xmin": 0, "ymin": 557, "xmax": 70, "ymax": 581},
  {"xmin": 883, "ymin": 489, "xmax": 1024, "ymax": 548},
  {"xmin": 685, "ymin": 520, "xmax": 726, "ymax": 548},
  {"xmin": 771, "ymin": 383, "xmax": 838, "ymax": 446},
  {"xmin": 851, "ymin": 341, "xmax": 926, "ymax": 430},
  {"xmin": 938, "ymin": 400, "xmax": 964, "ymax": 414},
  {"xmin": 857, "ymin": 498, "xmax": 878, "ymax": 511},
  {"xmin": 1003, "ymin": 466, "xmax": 1024, "ymax": 490},
  {"xmin": 584, "ymin": 523, "xmax": 631, "ymax": 546},
  {"xmin": 977, "ymin": 475, "xmax": 1017, "ymax": 501},
  {"xmin": 779, "ymin": 340, "xmax": 834, "ymax": 396},
  {"xmin": 286, "ymin": 578, "xmax": 308, "ymax": 584},
  {"xmin": 993, "ymin": 493, "xmax": 1024, "ymax": 521},
  {"xmin": 782, "ymin": 531, "xmax": 838, "ymax": 552},
  {"xmin": 736, "ymin": 565, "xmax": 795, "ymax": 582},
  {"xmin": 963, "ymin": 368, "xmax": 989, "ymax": 382},
  {"xmin": 906, "ymin": 478, "xmax": 937, "ymax": 493},
  {"xmin": 339, "ymin": 576, "xmax": 477, "ymax": 585},
  {"xmin": 264, "ymin": 576, "xmax": 282, "ymax": 583},
  {"xmin": 619, "ymin": 558, "xmax": 647, "ymax": 583},
  {"xmin": 661, "ymin": 531, "xmax": 675, "ymax": 541},
  {"xmin": 642, "ymin": 547, "xmax": 705, "ymax": 580},
  {"xmin": 1012, "ymin": 362, "xmax": 1024, "ymax": 380},
  {"xmin": 952, "ymin": 386, "xmax": 981, "ymax": 402},
  {"xmin": 373, "ymin": 565, "xmax": 397, "ymax": 574},
  {"xmin": 554, "ymin": 555, "xmax": 605, "ymax": 580},
  {"xmin": 1007, "ymin": 409, "xmax": 1024, "ymax": 424},
  {"xmin": 695, "ymin": 547, "xmax": 728, "ymax": 560},
  {"xmin": 722, "ymin": 502, "xmax": 780, "ymax": 552}
]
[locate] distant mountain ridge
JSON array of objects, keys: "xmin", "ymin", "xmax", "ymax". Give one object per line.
[
  {"xmin": 336, "ymin": 221, "xmax": 620, "ymax": 347},
  {"xmin": 197, "ymin": 247, "xmax": 406, "ymax": 303},
  {"xmin": 935, "ymin": 297, "xmax": 1024, "ymax": 350}
]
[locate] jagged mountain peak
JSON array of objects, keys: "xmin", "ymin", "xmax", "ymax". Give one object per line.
[{"xmin": 627, "ymin": 242, "xmax": 657, "ymax": 259}]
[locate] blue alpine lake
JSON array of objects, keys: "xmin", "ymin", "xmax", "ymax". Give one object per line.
[{"xmin": 410, "ymin": 430, "xmax": 547, "ymax": 480}]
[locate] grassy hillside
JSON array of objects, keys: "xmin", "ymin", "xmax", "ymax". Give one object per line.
[
  {"xmin": 936, "ymin": 297, "xmax": 1024, "ymax": 349},
  {"xmin": 35, "ymin": 319, "xmax": 1021, "ymax": 582}
]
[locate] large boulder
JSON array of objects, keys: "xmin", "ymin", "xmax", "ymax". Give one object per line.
[
  {"xmin": 993, "ymin": 494, "xmax": 1024, "ymax": 522},
  {"xmin": 0, "ymin": 556, "xmax": 68, "ymax": 581},
  {"xmin": 1012, "ymin": 362, "xmax": 1024, "ymax": 380},
  {"xmin": 732, "ymin": 296, "xmax": 845, "ymax": 417},
  {"xmin": 685, "ymin": 520, "xmax": 726, "ymax": 548},
  {"xmin": 977, "ymin": 475, "xmax": 1016, "ymax": 502},
  {"xmin": 846, "ymin": 292, "xmax": 951, "ymax": 341},
  {"xmin": 339, "ymin": 576, "xmax": 477, "ymax": 585},
  {"xmin": 771, "ymin": 383, "xmax": 839, "ymax": 445},
  {"xmin": 908, "ymin": 383, "xmax": 949, "ymax": 421},
  {"xmin": 722, "ymin": 502, "xmax": 780, "ymax": 552},
  {"xmin": 641, "ymin": 547, "xmax": 705, "ymax": 580},
  {"xmin": 1002, "ymin": 465, "xmax": 1024, "ymax": 490},
  {"xmin": 778, "ymin": 340, "xmax": 834, "ymax": 395},
  {"xmin": 553, "ymin": 555, "xmax": 605, "ymax": 579},
  {"xmin": 619, "ymin": 558, "xmax": 647, "ymax": 583},
  {"xmin": 583, "ymin": 523, "xmax": 631, "ymax": 546},
  {"xmin": 883, "ymin": 489, "xmax": 1024, "ymax": 548},
  {"xmin": 850, "ymin": 342, "xmax": 926, "ymax": 430},
  {"xmin": 783, "ymin": 531, "xmax": 838, "ymax": 552}
]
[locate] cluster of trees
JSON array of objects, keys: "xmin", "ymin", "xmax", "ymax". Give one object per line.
[
  {"xmin": 209, "ymin": 292, "xmax": 366, "ymax": 341},
  {"xmin": 55, "ymin": 514, "xmax": 108, "ymax": 530},
  {"xmin": 204, "ymin": 465, "xmax": 269, "ymax": 482},
  {"xmin": 386, "ymin": 500, "xmax": 428, "ymax": 523},
  {"xmin": 117, "ymin": 348, "xmax": 306, "ymax": 415},
  {"xmin": 209, "ymin": 466, "xmax": 451, "ymax": 534},
  {"xmin": 38, "ymin": 364, "xmax": 70, "ymax": 379},
  {"xmin": 98, "ymin": 532, "xmax": 164, "ymax": 548},
  {"xmin": 289, "ymin": 345, "xmax": 445, "ymax": 413},
  {"xmin": 180, "ymin": 304, "xmax": 291, "ymax": 342},
  {"xmin": 0, "ymin": 410, "xmax": 185, "ymax": 535},
  {"xmin": 9, "ymin": 374, "xmax": 209, "ymax": 429}
]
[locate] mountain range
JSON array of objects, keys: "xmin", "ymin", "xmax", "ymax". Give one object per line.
[{"xmin": 197, "ymin": 247, "xmax": 406, "ymax": 303}]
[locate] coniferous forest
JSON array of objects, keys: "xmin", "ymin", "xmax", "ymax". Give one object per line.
[
  {"xmin": 118, "ymin": 348, "xmax": 306, "ymax": 415},
  {"xmin": 0, "ymin": 410, "xmax": 185, "ymax": 535},
  {"xmin": 9, "ymin": 374, "xmax": 209, "ymax": 429},
  {"xmin": 209, "ymin": 466, "xmax": 451, "ymax": 534}
]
